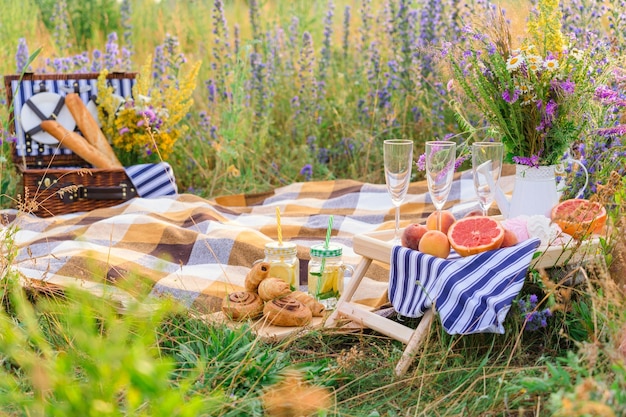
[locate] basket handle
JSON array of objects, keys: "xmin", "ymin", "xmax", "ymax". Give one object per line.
[{"xmin": 58, "ymin": 182, "xmax": 138, "ymax": 203}]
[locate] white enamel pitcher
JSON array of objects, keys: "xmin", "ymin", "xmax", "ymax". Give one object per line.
[{"xmin": 489, "ymin": 157, "xmax": 589, "ymax": 219}]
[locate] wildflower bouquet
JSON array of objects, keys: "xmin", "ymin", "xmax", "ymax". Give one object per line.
[
  {"xmin": 96, "ymin": 58, "xmax": 200, "ymax": 166},
  {"xmin": 449, "ymin": 1, "xmax": 610, "ymax": 167}
]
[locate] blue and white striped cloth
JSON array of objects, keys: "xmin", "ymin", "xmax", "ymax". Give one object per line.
[
  {"xmin": 389, "ymin": 238, "xmax": 541, "ymax": 335},
  {"xmin": 125, "ymin": 162, "xmax": 178, "ymax": 198}
]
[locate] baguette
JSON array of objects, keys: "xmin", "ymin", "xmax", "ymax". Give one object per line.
[
  {"xmin": 40, "ymin": 120, "xmax": 117, "ymax": 169},
  {"xmin": 64, "ymin": 93, "xmax": 122, "ymax": 168}
]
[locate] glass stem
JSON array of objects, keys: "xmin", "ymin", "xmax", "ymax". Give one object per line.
[{"xmin": 395, "ymin": 206, "xmax": 400, "ymax": 240}]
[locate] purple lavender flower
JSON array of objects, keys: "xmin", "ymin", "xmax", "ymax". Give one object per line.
[
  {"xmin": 595, "ymin": 85, "xmax": 620, "ymax": 102},
  {"xmin": 104, "ymin": 32, "xmax": 122, "ymax": 70},
  {"xmin": 502, "ymin": 89, "xmax": 520, "ymax": 104},
  {"xmin": 300, "ymin": 164, "xmax": 313, "ymax": 180},
  {"xmin": 16, "ymin": 38, "xmax": 31, "ymax": 73},
  {"xmin": 90, "ymin": 49, "xmax": 103, "ymax": 72},
  {"xmin": 416, "ymin": 153, "xmax": 426, "ymax": 171},
  {"xmin": 560, "ymin": 79, "xmax": 576, "ymax": 95},
  {"xmin": 518, "ymin": 294, "xmax": 551, "ymax": 331},
  {"xmin": 51, "ymin": 0, "xmax": 71, "ymax": 55},
  {"xmin": 342, "ymin": 6, "xmax": 351, "ymax": 60},
  {"xmin": 512, "ymin": 155, "xmax": 540, "ymax": 166},
  {"xmin": 595, "ymin": 125, "xmax": 626, "ymax": 136}
]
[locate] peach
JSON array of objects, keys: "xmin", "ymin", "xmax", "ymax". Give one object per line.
[
  {"xmin": 426, "ymin": 210, "xmax": 456, "ymax": 234},
  {"xmin": 464, "ymin": 209, "xmax": 484, "ymax": 218},
  {"xmin": 418, "ymin": 230, "xmax": 451, "ymax": 259},
  {"xmin": 499, "ymin": 228, "xmax": 519, "ymax": 248},
  {"xmin": 401, "ymin": 223, "xmax": 428, "ymax": 250}
]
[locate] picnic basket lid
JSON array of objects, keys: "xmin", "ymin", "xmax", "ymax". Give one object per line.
[{"xmin": 3, "ymin": 72, "xmax": 136, "ymax": 168}]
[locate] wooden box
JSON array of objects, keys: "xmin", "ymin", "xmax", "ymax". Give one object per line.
[{"xmin": 4, "ymin": 72, "xmax": 138, "ymax": 217}]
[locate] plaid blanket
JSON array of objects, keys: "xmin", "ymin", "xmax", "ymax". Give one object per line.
[{"xmin": 2, "ymin": 168, "xmax": 515, "ymax": 313}]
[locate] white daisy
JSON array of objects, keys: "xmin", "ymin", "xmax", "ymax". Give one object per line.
[
  {"xmin": 506, "ymin": 55, "xmax": 525, "ymax": 71},
  {"xmin": 521, "ymin": 94, "xmax": 537, "ymax": 106},
  {"xmin": 526, "ymin": 54, "xmax": 543, "ymax": 66},
  {"xmin": 543, "ymin": 59, "xmax": 559, "ymax": 71},
  {"xmin": 570, "ymin": 48, "xmax": 584, "ymax": 61}
]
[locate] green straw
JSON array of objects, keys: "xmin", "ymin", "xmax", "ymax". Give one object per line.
[
  {"xmin": 318, "ymin": 215, "xmax": 334, "ymax": 296},
  {"xmin": 324, "ymin": 215, "xmax": 334, "ymax": 248}
]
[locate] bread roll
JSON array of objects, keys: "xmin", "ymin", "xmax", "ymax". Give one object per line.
[
  {"xmin": 64, "ymin": 93, "xmax": 122, "ymax": 168},
  {"xmin": 291, "ymin": 291, "xmax": 325, "ymax": 317},
  {"xmin": 40, "ymin": 120, "xmax": 115, "ymax": 169},
  {"xmin": 222, "ymin": 291, "xmax": 264, "ymax": 321},
  {"xmin": 258, "ymin": 277, "xmax": 291, "ymax": 301},
  {"xmin": 245, "ymin": 262, "xmax": 271, "ymax": 293},
  {"xmin": 263, "ymin": 296, "xmax": 312, "ymax": 327}
]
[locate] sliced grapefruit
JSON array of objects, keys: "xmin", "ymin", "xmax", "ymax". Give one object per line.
[
  {"xmin": 447, "ymin": 216, "xmax": 505, "ymax": 257},
  {"xmin": 551, "ymin": 199, "xmax": 607, "ymax": 239}
]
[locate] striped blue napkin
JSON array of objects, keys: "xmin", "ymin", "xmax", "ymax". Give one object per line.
[
  {"xmin": 125, "ymin": 162, "xmax": 178, "ymax": 198},
  {"xmin": 389, "ymin": 238, "xmax": 541, "ymax": 335}
]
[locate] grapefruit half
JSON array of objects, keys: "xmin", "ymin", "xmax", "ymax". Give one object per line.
[
  {"xmin": 447, "ymin": 216, "xmax": 505, "ymax": 257},
  {"xmin": 551, "ymin": 198, "xmax": 607, "ymax": 239}
]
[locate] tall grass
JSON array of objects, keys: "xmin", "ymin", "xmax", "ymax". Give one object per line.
[{"xmin": 0, "ymin": 0, "xmax": 625, "ymax": 415}]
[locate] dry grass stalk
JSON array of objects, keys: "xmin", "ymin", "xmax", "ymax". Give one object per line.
[{"xmin": 261, "ymin": 369, "xmax": 333, "ymax": 417}]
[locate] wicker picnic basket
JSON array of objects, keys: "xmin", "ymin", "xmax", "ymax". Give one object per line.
[{"xmin": 4, "ymin": 72, "xmax": 139, "ymax": 217}]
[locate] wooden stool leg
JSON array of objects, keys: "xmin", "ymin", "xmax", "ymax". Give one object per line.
[
  {"xmin": 324, "ymin": 257, "xmax": 373, "ymax": 327},
  {"xmin": 394, "ymin": 308, "xmax": 435, "ymax": 377}
]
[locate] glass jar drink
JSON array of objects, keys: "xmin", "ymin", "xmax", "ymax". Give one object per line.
[
  {"xmin": 307, "ymin": 243, "xmax": 354, "ymax": 309},
  {"xmin": 261, "ymin": 241, "xmax": 299, "ymax": 290}
]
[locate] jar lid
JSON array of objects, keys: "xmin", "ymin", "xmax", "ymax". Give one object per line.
[
  {"xmin": 264, "ymin": 241, "xmax": 297, "ymax": 256},
  {"xmin": 310, "ymin": 243, "xmax": 342, "ymax": 258}
]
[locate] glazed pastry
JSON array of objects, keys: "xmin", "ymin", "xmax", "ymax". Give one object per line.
[
  {"xmin": 291, "ymin": 291, "xmax": 325, "ymax": 317},
  {"xmin": 222, "ymin": 291, "xmax": 264, "ymax": 321},
  {"xmin": 244, "ymin": 262, "xmax": 271, "ymax": 293},
  {"xmin": 258, "ymin": 277, "xmax": 292, "ymax": 301},
  {"xmin": 263, "ymin": 296, "xmax": 312, "ymax": 327}
]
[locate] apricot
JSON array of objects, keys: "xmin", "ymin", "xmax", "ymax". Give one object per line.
[
  {"xmin": 401, "ymin": 223, "xmax": 428, "ymax": 250},
  {"xmin": 426, "ymin": 210, "xmax": 456, "ymax": 234},
  {"xmin": 418, "ymin": 230, "xmax": 451, "ymax": 259},
  {"xmin": 499, "ymin": 228, "xmax": 519, "ymax": 248}
]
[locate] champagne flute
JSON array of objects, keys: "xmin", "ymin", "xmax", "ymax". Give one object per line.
[
  {"xmin": 472, "ymin": 142, "xmax": 503, "ymax": 216},
  {"xmin": 425, "ymin": 141, "xmax": 456, "ymax": 231},
  {"xmin": 384, "ymin": 139, "xmax": 414, "ymax": 243}
]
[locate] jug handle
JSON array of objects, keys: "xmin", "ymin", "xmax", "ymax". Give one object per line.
[{"xmin": 557, "ymin": 158, "xmax": 589, "ymax": 198}]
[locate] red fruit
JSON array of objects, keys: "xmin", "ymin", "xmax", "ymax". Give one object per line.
[
  {"xmin": 550, "ymin": 198, "xmax": 607, "ymax": 239},
  {"xmin": 447, "ymin": 216, "xmax": 505, "ymax": 257},
  {"xmin": 401, "ymin": 223, "xmax": 428, "ymax": 250},
  {"xmin": 464, "ymin": 209, "xmax": 484, "ymax": 218}
]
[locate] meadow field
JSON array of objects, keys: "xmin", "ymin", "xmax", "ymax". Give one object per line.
[{"xmin": 1, "ymin": 0, "xmax": 626, "ymax": 415}]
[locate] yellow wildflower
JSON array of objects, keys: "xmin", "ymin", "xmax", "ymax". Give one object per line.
[
  {"xmin": 527, "ymin": 0, "xmax": 565, "ymax": 56},
  {"xmin": 226, "ymin": 165, "xmax": 241, "ymax": 177},
  {"xmin": 96, "ymin": 56, "xmax": 201, "ymax": 166}
]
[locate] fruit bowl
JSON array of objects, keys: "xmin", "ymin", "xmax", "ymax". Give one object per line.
[{"xmin": 353, "ymin": 225, "xmax": 601, "ymax": 270}]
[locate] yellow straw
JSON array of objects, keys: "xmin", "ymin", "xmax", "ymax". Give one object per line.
[{"xmin": 276, "ymin": 206, "xmax": 282, "ymax": 245}]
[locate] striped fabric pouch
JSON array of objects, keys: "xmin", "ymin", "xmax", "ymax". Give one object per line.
[
  {"xmin": 388, "ymin": 238, "xmax": 541, "ymax": 335},
  {"xmin": 125, "ymin": 162, "xmax": 178, "ymax": 198}
]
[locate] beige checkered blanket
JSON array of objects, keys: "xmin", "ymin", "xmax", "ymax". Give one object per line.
[{"xmin": 2, "ymin": 169, "xmax": 515, "ymax": 313}]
